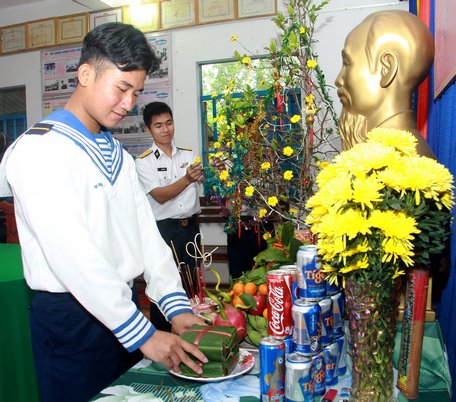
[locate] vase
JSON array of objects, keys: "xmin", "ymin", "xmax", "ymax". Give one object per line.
[{"xmin": 345, "ymin": 278, "xmax": 399, "ymax": 402}]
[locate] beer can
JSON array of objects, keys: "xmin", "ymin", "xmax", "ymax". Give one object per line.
[
  {"xmin": 297, "ymin": 245, "xmax": 326, "ymax": 301},
  {"xmin": 330, "ymin": 292, "xmax": 344, "ymax": 338},
  {"xmin": 325, "ymin": 278, "xmax": 341, "ymax": 296},
  {"xmin": 323, "ymin": 341, "xmax": 340, "ymax": 386},
  {"xmin": 283, "ymin": 336, "xmax": 295, "ymax": 356},
  {"xmin": 268, "ymin": 269, "xmax": 293, "ymax": 338},
  {"xmin": 292, "ymin": 299, "xmax": 321, "ymax": 355},
  {"xmin": 318, "ymin": 297, "xmax": 334, "ymax": 346},
  {"xmin": 285, "ymin": 353, "xmax": 314, "ymax": 402},
  {"xmin": 260, "ymin": 336, "xmax": 285, "ymax": 401},
  {"xmin": 311, "ymin": 351, "xmax": 326, "ymax": 397},
  {"xmin": 280, "ymin": 264, "xmax": 299, "ymax": 303},
  {"xmin": 336, "ymin": 334, "xmax": 347, "ymax": 377}
]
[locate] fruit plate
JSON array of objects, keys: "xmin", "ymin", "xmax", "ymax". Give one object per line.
[{"xmin": 169, "ymin": 348, "xmax": 255, "ymax": 383}]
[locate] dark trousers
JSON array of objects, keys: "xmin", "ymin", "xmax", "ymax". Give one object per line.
[
  {"xmin": 30, "ymin": 292, "xmax": 142, "ymax": 402},
  {"xmin": 152, "ymin": 215, "xmax": 200, "ymax": 332},
  {"xmin": 227, "ymin": 219, "xmax": 272, "ymax": 280}
]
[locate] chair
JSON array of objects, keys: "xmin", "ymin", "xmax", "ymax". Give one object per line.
[{"xmin": 0, "ymin": 201, "xmax": 19, "ymax": 243}]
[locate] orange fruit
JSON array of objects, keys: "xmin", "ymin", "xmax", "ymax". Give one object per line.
[
  {"xmin": 262, "ymin": 307, "xmax": 268, "ymax": 319},
  {"xmin": 258, "ymin": 283, "xmax": 268, "ymax": 296},
  {"xmin": 231, "ymin": 295, "xmax": 245, "ymax": 307},
  {"xmin": 232, "ymin": 282, "xmax": 245, "ymax": 295},
  {"xmin": 244, "ymin": 282, "xmax": 257, "ymax": 295}
]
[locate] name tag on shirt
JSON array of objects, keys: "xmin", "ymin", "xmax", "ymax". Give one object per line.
[{"xmin": 158, "ymin": 167, "xmax": 167, "ymax": 171}]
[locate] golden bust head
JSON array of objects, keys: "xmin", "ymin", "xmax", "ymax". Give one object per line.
[{"xmin": 335, "ymin": 10, "xmax": 435, "ymax": 157}]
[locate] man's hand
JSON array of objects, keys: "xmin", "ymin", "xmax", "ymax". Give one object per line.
[
  {"xmin": 185, "ymin": 162, "xmax": 203, "ymax": 183},
  {"xmin": 139, "ymin": 330, "xmax": 208, "ymax": 374},
  {"xmin": 171, "ymin": 312, "xmax": 206, "ymax": 335}
]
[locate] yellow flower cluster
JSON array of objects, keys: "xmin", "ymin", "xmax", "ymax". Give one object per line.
[{"xmin": 306, "ymin": 128, "xmax": 454, "ymax": 284}]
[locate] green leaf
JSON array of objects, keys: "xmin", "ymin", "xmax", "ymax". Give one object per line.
[
  {"xmin": 254, "ymin": 247, "xmax": 289, "ymax": 263},
  {"xmin": 239, "ymin": 293, "xmax": 256, "ymax": 309}
]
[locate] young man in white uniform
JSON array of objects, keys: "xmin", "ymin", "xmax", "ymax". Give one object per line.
[
  {"xmin": 135, "ymin": 102, "xmax": 203, "ymax": 331},
  {"xmin": 0, "ymin": 23, "xmax": 206, "ymax": 402}
]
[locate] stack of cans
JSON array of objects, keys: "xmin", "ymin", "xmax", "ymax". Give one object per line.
[{"xmin": 260, "ymin": 245, "xmax": 347, "ymax": 401}]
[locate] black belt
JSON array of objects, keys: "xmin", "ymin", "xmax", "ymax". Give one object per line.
[{"xmin": 158, "ymin": 214, "xmax": 197, "ymax": 228}]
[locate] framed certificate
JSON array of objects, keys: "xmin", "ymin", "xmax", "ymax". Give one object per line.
[
  {"xmin": 161, "ymin": 0, "xmax": 195, "ymax": 30},
  {"xmin": 57, "ymin": 14, "xmax": 88, "ymax": 45},
  {"xmin": 27, "ymin": 18, "xmax": 56, "ymax": 50},
  {"xmin": 197, "ymin": 0, "xmax": 234, "ymax": 24},
  {"xmin": 1, "ymin": 24, "xmax": 26, "ymax": 54},
  {"xmin": 89, "ymin": 8, "xmax": 123, "ymax": 30},
  {"xmin": 237, "ymin": 0, "xmax": 277, "ymax": 18},
  {"xmin": 123, "ymin": 2, "xmax": 158, "ymax": 33}
]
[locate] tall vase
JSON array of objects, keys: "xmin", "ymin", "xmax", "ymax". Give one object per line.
[{"xmin": 345, "ymin": 279, "xmax": 399, "ymax": 402}]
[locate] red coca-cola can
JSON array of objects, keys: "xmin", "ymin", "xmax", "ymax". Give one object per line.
[{"xmin": 267, "ymin": 269, "xmax": 293, "ymax": 338}]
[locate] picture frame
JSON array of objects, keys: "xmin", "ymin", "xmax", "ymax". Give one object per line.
[
  {"xmin": 27, "ymin": 18, "xmax": 56, "ymax": 50},
  {"xmin": 197, "ymin": 0, "xmax": 234, "ymax": 24},
  {"xmin": 57, "ymin": 14, "xmax": 88, "ymax": 45},
  {"xmin": 237, "ymin": 0, "xmax": 277, "ymax": 18},
  {"xmin": 89, "ymin": 8, "xmax": 123, "ymax": 30},
  {"xmin": 160, "ymin": 0, "xmax": 195, "ymax": 30},
  {"xmin": 1, "ymin": 24, "xmax": 26, "ymax": 54},
  {"xmin": 123, "ymin": 2, "xmax": 158, "ymax": 33}
]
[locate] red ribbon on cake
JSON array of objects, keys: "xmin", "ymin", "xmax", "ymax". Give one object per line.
[{"xmin": 187, "ymin": 325, "xmax": 232, "ymax": 346}]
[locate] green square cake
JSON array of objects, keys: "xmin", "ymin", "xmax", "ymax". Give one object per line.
[{"xmin": 179, "ymin": 324, "xmax": 240, "ymax": 378}]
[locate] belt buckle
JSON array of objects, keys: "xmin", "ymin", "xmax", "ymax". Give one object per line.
[{"xmin": 180, "ymin": 218, "xmax": 189, "ymax": 227}]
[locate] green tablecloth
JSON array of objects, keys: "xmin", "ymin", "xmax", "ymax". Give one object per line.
[{"xmin": 0, "ymin": 244, "xmax": 40, "ymax": 402}]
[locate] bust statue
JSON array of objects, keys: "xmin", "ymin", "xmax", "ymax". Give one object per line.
[{"xmin": 335, "ymin": 10, "xmax": 435, "ymax": 158}]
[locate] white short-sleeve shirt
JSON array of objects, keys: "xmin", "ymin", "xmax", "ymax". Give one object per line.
[{"xmin": 135, "ymin": 142, "xmax": 201, "ymax": 221}]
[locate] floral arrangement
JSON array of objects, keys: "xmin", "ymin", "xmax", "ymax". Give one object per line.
[
  {"xmin": 305, "ymin": 128, "xmax": 454, "ymax": 285},
  {"xmin": 204, "ymin": 0, "xmax": 339, "ymax": 234}
]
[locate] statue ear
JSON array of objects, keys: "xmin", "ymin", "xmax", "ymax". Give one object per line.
[{"xmin": 379, "ymin": 52, "xmax": 398, "ymax": 88}]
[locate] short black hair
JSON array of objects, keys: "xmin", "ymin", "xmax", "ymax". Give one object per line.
[
  {"xmin": 143, "ymin": 102, "xmax": 173, "ymax": 127},
  {"xmin": 78, "ymin": 22, "xmax": 158, "ymax": 75}
]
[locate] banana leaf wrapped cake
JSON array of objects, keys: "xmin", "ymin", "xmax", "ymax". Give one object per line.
[{"xmin": 179, "ymin": 324, "xmax": 240, "ymax": 378}]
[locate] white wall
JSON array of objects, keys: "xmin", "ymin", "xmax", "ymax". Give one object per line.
[{"xmin": 0, "ymin": 0, "xmax": 407, "ymax": 146}]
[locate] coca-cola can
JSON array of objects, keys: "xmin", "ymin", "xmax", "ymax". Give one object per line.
[
  {"xmin": 267, "ymin": 269, "xmax": 293, "ymax": 338},
  {"xmin": 280, "ymin": 264, "xmax": 299, "ymax": 302}
]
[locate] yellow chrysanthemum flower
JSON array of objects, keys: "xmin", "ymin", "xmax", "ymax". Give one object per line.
[
  {"xmin": 261, "ymin": 161, "xmax": 271, "ymax": 170},
  {"xmin": 290, "ymin": 114, "xmax": 301, "ymax": 124},
  {"xmin": 245, "ymin": 186, "xmax": 255, "ymax": 197},
  {"xmin": 367, "ymin": 128, "xmax": 418, "ymax": 156},
  {"xmin": 352, "ymin": 175, "xmax": 384, "ymax": 210},
  {"xmin": 284, "ymin": 170, "xmax": 294, "ymax": 180},
  {"xmin": 230, "ymin": 34, "xmax": 237, "ymax": 42},
  {"xmin": 283, "ymin": 146, "xmax": 294, "ymax": 156},
  {"xmin": 306, "ymin": 59, "xmax": 318, "ymax": 69},
  {"xmin": 268, "ymin": 196, "xmax": 279, "ymax": 207},
  {"xmin": 258, "ymin": 208, "xmax": 267, "ymax": 218}
]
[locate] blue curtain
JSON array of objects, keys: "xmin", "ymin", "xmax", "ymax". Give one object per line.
[{"xmin": 411, "ymin": 0, "xmax": 456, "ymax": 398}]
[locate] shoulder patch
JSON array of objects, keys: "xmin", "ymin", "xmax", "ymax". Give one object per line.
[
  {"xmin": 25, "ymin": 122, "xmax": 54, "ymax": 135},
  {"xmin": 136, "ymin": 149, "xmax": 153, "ymax": 159},
  {"xmin": 177, "ymin": 146, "xmax": 192, "ymax": 151}
]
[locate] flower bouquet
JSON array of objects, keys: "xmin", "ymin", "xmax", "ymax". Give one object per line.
[{"xmin": 305, "ymin": 128, "xmax": 454, "ymax": 401}]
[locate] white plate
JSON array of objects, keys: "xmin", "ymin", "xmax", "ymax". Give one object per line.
[{"xmin": 169, "ymin": 349, "xmax": 255, "ymax": 383}]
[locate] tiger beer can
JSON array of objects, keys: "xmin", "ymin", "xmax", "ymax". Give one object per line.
[
  {"xmin": 323, "ymin": 341, "xmax": 340, "ymax": 386},
  {"xmin": 330, "ymin": 292, "xmax": 344, "ymax": 338},
  {"xmin": 285, "ymin": 353, "xmax": 314, "ymax": 402},
  {"xmin": 260, "ymin": 336, "xmax": 285, "ymax": 401},
  {"xmin": 297, "ymin": 245, "xmax": 326, "ymax": 301},
  {"xmin": 283, "ymin": 336, "xmax": 295, "ymax": 357},
  {"xmin": 280, "ymin": 264, "xmax": 299, "ymax": 303},
  {"xmin": 311, "ymin": 351, "xmax": 326, "ymax": 397},
  {"xmin": 318, "ymin": 297, "xmax": 334, "ymax": 346},
  {"xmin": 325, "ymin": 277, "xmax": 341, "ymax": 296},
  {"xmin": 336, "ymin": 335, "xmax": 347, "ymax": 377},
  {"xmin": 292, "ymin": 299, "xmax": 321, "ymax": 355}
]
